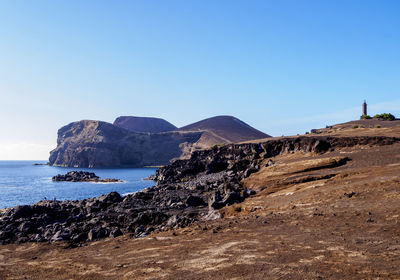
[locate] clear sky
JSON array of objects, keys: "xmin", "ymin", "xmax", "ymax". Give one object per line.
[{"xmin": 1, "ymin": 0, "xmax": 399, "ymax": 160}]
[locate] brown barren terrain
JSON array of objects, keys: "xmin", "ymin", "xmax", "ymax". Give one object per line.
[{"xmin": 1, "ymin": 120, "xmax": 400, "ymax": 279}]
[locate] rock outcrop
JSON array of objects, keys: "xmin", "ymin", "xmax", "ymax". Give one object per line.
[
  {"xmin": 2, "ymin": 135, "xmax": 399, "ymax": 245},
  {"xmin": 52, "ymin": 171, "xmax": 122, "ymax": 183}
]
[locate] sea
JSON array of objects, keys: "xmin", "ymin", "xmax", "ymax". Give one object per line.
[{"xmin": 0, "ymin": 160, "xmax": 157, "ymax": 209}]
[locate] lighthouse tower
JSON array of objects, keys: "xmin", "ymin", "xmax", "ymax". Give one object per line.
[{"xmin": 362, "ymin": 100, "xmax": 367, "ymax": 116}]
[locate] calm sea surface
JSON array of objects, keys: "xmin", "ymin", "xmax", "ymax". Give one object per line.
[{"xmin": 0, "ymin": 161, "xmax": 156, "ymax": 209}]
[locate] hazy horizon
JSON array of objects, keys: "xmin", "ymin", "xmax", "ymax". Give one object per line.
[{"xmin": 1, "ymin": 0, "xmax": 400, "ymax": 160}]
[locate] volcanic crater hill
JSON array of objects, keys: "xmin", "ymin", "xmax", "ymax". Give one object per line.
[
  {"xmin": 113, "ymin": 116, "xmax": 177, "ymax": 133},
  {"xmin": 179, "ymin": 115, "xmax": 270, "ymax": 145},
  {"xmin": 49, "ymin": 116, "xmax": 271, "ymax": 168}
]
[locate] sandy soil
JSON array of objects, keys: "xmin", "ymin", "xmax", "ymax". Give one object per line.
[{"xmin": 1, "ymin": 121, "xmax": 400, "ymax": 279}]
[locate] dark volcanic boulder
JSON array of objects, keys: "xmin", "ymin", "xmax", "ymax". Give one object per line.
[{"xmin": 185, "ymin": 195, "xmax": 205, "ymax": 207}]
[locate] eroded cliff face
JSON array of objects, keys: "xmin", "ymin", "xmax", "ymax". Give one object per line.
[
  {"xmin": 49, "ymin": 120, "xmax": 202, "ymax": 167},
  {"xmin": 155, "ymin": 135, "xmax": 400, "ymax": 185}
]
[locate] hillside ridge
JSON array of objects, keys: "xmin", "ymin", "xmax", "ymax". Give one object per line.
[
  {"xmin": 179, "ymin": 115, "xmax": 270, "ymax": 143},
  {"xmin": 113, "ymin": 116, "xmax": 177, "ymax": 133}
]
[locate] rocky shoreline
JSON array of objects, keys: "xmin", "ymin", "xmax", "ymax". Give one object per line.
[
  {"xmin": 0, "ymin": 136, "xmax": 399, "ymax": 245},
  {"xmin": 52, "ymin": 171, "xmax": 123, "ymax": 183}
]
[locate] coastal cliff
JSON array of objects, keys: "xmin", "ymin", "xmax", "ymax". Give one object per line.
[
  {"xmin": 48, "ymin": 120, "xmax": 202, "ymax": 167},
  {"xmin": 49, "ymin": 116, "xmax": 270, "ymax": 168}
]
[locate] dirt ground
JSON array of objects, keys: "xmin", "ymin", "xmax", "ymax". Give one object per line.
[{"xmin": 1, "ymin": 121, "xmax": 400, "ymax": 279}]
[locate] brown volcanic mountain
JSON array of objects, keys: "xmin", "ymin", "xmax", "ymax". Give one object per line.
[
  {"xmin": 176, "ymin": 116, "xmax": 271, "ymax": 159},
  {"xmin": 179, "ymin": 115, "xmax": 270, "ymax": 143},
  {"xmin": 113, "ymin": 116, "xmax": 177, "ymax": 133}
]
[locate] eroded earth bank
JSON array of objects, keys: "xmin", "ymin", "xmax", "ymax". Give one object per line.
[{"xmin": 1, "ymin": 121, "xmax": 400, "ymax": 279}]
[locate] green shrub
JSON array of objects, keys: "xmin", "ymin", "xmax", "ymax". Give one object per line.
[
  {"xmin": 373, "ymin": 113, "xmax": 395, "ymax": 121},
  {"xmin": 209, "ymin": 142, "xmax": 226, "ymax": 150},
  {"xmin": 310, "ymin": 129, "xmax": 322, "ymax": 134},
  {"xmin": 353, "ymin": 125, "xmax": 359, "ymax": 129},
  {"xmin": 360, "ymin": 114, "xmax": 371, "ymax": 120},
  {"xmin": 376, "ymin": 125, "xmax": 381, "ymax": 128}
]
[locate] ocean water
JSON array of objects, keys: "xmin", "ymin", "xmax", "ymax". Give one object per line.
[{"xmin": 0, "ymin": 161, "xmax": 157, "ymax": 209}]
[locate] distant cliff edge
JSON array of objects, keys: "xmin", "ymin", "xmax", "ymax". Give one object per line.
[{"xmin": 49, "ymin": 116, "xmax": 270, "ymax": 168}]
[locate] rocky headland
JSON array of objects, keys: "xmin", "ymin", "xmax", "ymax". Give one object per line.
[
  {"xmin": 52, "ymin": 171, "xmax": 123, "ymax": 183},
  {"xmin": 48, "ymin": 116, "xmax": 270, "ymax": 168},
  {"xmin": 48, "ymin": 120, "xmax": 203, "ymax": 168}
]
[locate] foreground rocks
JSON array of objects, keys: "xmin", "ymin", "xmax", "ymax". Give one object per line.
[
  {"xmin": 0, "ymin": 169, "xmax": 250, "ymax": 245},
  {"xmin": 52, "ymin": 171, "xmax": 122, "ymax": 183},
  {"xmin": 0, "ymin": 135, "xmax": 399, "ymax": 245}
]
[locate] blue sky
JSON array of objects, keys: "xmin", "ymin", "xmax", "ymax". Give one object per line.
[{"xmin": 1, "ymin": 0, "xmax": 399, "ymax": 159}]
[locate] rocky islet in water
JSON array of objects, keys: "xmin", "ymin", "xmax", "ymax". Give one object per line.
[{"xmin": 52, "ymin": 171, "xmax": 123, "ymax": 183}]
